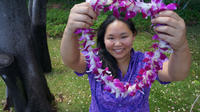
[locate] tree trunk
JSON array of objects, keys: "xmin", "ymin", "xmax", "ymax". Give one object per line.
[
  {"xmin": 29, "ymin": 0, "xmax": 52, "ymax": 73},
  {"xmin": 0, "ymin": 0, "xmax": 55, "ymax": 111}
]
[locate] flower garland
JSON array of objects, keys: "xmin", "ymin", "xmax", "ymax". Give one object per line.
[{"xmin": 75, "ymin": 0, "xmax": 177, "ymax": 98}]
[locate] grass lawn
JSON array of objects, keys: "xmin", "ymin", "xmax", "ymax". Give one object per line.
[
  {"xmin": 0, "ymin": 2, "xmax": 200, "ymax": 112},
  {"xmin": 45, "ymin": 28, "xmax": 200, "ymax": 112}
]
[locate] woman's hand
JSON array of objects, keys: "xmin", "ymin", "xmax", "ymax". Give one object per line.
[
  {"xmin": 61, "ymin": 2, "xmax": 97, "ymax": 73},
  {"xmin": 66, "ymin": 2, "xmax": 97, "ymax": 35},
  {"xmin": 153, "ymin": 10, "xmax": 191, "ymax": 82},
  {"xmin": 151, "ymin": 10, "xmax": 187, "ymax": 52}
]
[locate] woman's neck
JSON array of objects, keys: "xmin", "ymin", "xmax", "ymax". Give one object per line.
[{"xmin": 117, "ymin": 54, "xmax": 131, "ymax": 78}]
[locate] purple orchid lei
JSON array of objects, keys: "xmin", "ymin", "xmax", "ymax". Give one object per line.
[{"xmin": 75, "ymin": 0, "xmax": 177, "ymax": 98}]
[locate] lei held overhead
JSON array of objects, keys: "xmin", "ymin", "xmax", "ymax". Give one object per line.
[{"xmin": 75, "ymin": 0, "xmax": 177, "ymax": 98}]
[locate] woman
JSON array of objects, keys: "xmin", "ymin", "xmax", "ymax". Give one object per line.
[{"xmin": 60, "ymin": 2, "xmax": 191, "ymax": 112}]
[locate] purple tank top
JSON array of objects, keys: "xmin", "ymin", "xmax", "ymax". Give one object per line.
[{"xmin": 75, "ymin": 49, "xmax": 169, "ymax": 112}]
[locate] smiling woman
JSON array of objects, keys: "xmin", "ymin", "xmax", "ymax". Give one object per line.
[
  {"xmin": 104, "ymin": 21, "xmax": 135, "ymax": 59},
  {"xmin": 69, "ymin": 0, "xmax": 185, "ymax": 98},
  {"xmin": 60, "ymin": 0, "xmax": 191, "ymax": 112},
  {"xmin": 97, "ymin": 15, "xmax": 137, "ymax": 78},
  {"xmin": 104, "ymin": 20, "xmax": 135, "ymax": 76}
]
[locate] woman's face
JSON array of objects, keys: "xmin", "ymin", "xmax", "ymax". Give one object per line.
[{"xmin": 104, "ymin": 20, "xmax": 135, "ymax": 61}]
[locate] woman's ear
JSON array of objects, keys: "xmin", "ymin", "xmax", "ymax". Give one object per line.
[
  {"xmin": 132, "ymin": 32, "xmax": 136, "ymax": 41},
  {"xmin": 133, "ymin": 32, "xmax": 137, "ymax": 37}
]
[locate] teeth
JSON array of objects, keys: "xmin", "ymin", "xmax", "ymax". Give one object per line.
[{"xmin": 114, "ymin": 49, "xmax": 122, "ymax": 53}]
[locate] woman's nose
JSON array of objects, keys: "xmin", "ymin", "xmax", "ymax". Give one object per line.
[{"xmin": 114, "ymin": 40, "xmax": 122, "ymax": 46}]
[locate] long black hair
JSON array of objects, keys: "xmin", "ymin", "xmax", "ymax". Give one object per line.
[{"xmin": 97, "ymin": 15, "xmax": 137, "ymax": 78}]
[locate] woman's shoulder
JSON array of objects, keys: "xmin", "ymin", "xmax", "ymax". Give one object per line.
[{"xmin": 131, "ymin": 49, "xmax": 144, "ymax": 62}]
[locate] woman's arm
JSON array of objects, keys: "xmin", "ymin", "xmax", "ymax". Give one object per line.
[
  {"xmin": 151, "ymin": 10, "xmax": 191, "ymax": 82},
  {"xmin": 158, "ymin": 42, "xmax": 191, "ymax": 82},
  {"xmin": 60, "ymin": 2, "xmax": 97, "ymax": 73}
]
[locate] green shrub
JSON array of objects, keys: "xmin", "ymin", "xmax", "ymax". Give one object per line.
[
  {"xmin": 177, "ymin": 9, "xmax": 200, "ymax": 25},
  {"xmin": 46, "ymin": 1, "xmax": 199, "ymax": 38},
  {"xmin": 46, "ymin": 8, "xmax": 69, "ymax": 37}
]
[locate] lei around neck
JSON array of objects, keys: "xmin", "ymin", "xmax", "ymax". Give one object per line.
[{"xmin": 75, "ymin": 0, "xmax": 177, "ymax": 98}]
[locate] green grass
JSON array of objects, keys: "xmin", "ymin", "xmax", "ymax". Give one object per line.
[
  {"xmin": 47, "ymin": 25, "xmax": 200, "ymax": 112},
  {"xmin": 0, "ymin": 2, "xmax": 200, "ymax": 112},
  {"xmin": 48, "ymin": 29, "xmax": 200, "ymax": 112},
  {"xmin": 1, "ymin": 30, "xmax": 199, "ymax": 111}
]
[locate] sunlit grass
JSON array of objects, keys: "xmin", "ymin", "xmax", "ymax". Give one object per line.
[
  {"xmin": 0, "ymin": 27, "xmax": 199, "ymax": 112},
  {"xmin": 45, "ymin": 30, "xmax": 199, "ymax": 112}
]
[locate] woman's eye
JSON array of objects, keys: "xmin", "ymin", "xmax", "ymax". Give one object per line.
[
  {"xmin": 121, "ymin": 36, "xmax": 127, "ymax": 39},
  {"xmin": 108, "ymin": 37, "xmax": 114, "ymax": 40}
]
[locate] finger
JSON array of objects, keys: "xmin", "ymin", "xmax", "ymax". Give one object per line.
[
  {"xmin": 74, "ymin": 4, "xmax": 97, "ymax": 20},
  {"xmin": 154, "ymin": 25, "xmax": 177, "ymax": 37},
  {"xmin": 151, "ymin": 16, "xmax": 178, "ymax": 29},
  {"xmin": 78, "ymin": 2, "xmax": 92, "ymax": 7},
  {"xmin": 158, "ymin": 10, "xmax": 181, "ymax": 21},
  {"xmin": 74, "ymin": 21, "xmax": 90, "ymax": 29},
  {"xmin": 73, "ymin": 14, "xmax": 94, "ymax": 26},
  {"xmin": 157, "ymin": 33, "xmax": 173, "ymax": 44}
]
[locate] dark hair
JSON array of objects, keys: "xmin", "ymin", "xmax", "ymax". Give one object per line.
[{"xmin": 97, "ymin": 15, "xmax": 137, "ymax": 78}]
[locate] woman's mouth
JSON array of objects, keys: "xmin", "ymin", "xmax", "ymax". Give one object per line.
[{"xmin": 113, "ymin": 48, "xmax": 123, "ymax": 54}]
